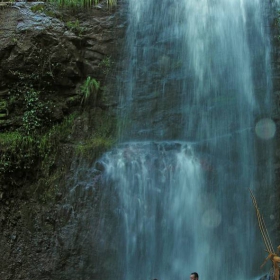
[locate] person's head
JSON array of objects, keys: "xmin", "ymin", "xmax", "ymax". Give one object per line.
[{"xmin": 190, "ymin": 272, "xmax": 199, "ymax": 280}]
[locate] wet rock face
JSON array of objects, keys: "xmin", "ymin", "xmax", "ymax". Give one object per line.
[
  {"xmin": 0, "ymin": 174, "xmax": 110, "ymax": 280},
  {"xmin": 269, "ymin": 9, "xmax": 280, "ymax": 248},
  {"xmin": 0, "ymin": 1, "xmax": 123, "ymax": 129},
  {"xmin": 0, "ymin": 2, "xmax": 124, "ymax": 280}
]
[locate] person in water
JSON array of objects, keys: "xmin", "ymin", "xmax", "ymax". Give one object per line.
[{"xmin": 190, "ymin": 272, "xmax": 199, "ymax": 280}]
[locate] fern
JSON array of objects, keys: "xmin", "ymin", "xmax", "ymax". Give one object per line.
[{"xmin": 80, "ymin": 77, "xmax": 100, "ymax": 106}]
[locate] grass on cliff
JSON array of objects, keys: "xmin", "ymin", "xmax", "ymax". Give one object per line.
[
  {"xmin": 80, "ymin": 77, "xmax": 100, "ymax": 106},
  {"xmin": 0, "ymin": 132, "xmax": 33, "ymax": 148},
  {"xmin": 75, "ymin": 110, "xmax": 116, "ymax": 159},
  {"xmin": 0, "ymin": 109, "xmax": 116, "ymax": 186},
  {"xmin": 0, "ymin": 114, "xmax": 76, "ymax": 183},
  {"xmin": 46, "ymin": 0, "xmax": 117, "ymax": 9},
  {"xmin": 38, "ymin": 113, "xmax": 77, "ymax": 173}
]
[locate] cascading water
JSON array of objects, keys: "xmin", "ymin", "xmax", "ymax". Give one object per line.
[
  {"xmin": 101, "ymin": 142, "xmax": 206, "ymax": 279},
  {"xmin": 98, "ymin": 0, "xmax": 276, "ymax": 279}
]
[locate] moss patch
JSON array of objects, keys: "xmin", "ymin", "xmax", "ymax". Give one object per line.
[
  {"xmin": 0, "ymin": 113, "xmax": 78, "ymax": 187},
  {"xmin": 75, "ymin": 109, "xmax": 117, "ymax": 160}
]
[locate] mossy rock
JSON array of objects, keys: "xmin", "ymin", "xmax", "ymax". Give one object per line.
[{"xmin": 30, "ymin": 3, "xmax": 45, "ymax": 13}]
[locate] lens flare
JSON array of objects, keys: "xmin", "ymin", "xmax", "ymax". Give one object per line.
[
  {"xmin": 255, "ymin": 118, "xmax": 276, "ymax": 140},
  {"xmin": 202, "ymin": 208, "xmax": 222, "ymax": 228}
]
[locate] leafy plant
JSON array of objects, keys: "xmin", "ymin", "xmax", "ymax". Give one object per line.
[
  {"xmin": 22, "ymin": 89, "xmax": 41, "ymax": 134},
  {"xmin": 99, "ymin": 56, "xmax": 113, "ymax": 75},
  {"xmin": 0, "ymin": 132, "xmax": 37, "ymax": 182},
  {"xmin": 21, "ymin": 88, "xmax": 53, "ymax": 135},
  {"xmin": 0, "ymin": 113, "xmax": 77, "ymax": 186},
  {"xmin": 66, "ymin": 20, "xmax": 86, "ymax": 35},
  {"xmin": 80, "ymin": 77, "xmax": 100, "ymax": 106}
]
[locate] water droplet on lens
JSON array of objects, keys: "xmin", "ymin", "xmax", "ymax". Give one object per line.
[
  {"xmin": 255, "ymin": 118, "xmax": 276, "ymax": 140},
  {"xmin": 202, "ymin": 208, "xmax": 222, "ymax": 228}
]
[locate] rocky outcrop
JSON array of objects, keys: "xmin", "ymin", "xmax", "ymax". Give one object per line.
[
  {"xmin": 0, "ymin": 1, "xmax": 123, "ymax": 130},
  {"xmin": 0, "ymin": 2, "xmax": 124, "ymax": 279}
]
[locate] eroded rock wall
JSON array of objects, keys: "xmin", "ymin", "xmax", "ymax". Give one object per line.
[
  {"xmin": 0, "ymin": 2, "xmax": 125, "ymax": 279},
  {"xmin": 0, "ymin": 1, "xmax": 122, "ymax": 129}
]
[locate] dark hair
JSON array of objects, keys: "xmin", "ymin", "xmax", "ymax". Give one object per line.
[{"xmin": 191, "ymin": 272, "xmax": 199, "ymax": 279}]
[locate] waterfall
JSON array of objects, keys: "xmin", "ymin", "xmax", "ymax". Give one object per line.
[{"xmin": 98, "ymin": 0, "xmax": 275, "ymax": 279}]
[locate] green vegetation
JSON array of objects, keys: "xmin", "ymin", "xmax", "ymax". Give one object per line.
[
  {"xmin": 8, "ymin": 67, "xmax": 60, "ymax": 135},
  {"xmin": 1, "ymin": 59, "xmax": 65, "ymax": 186},
  {"xmin": 22, "ymin": 88, "xmax": 54, "ymax": 135},
  {"xmin": 105, "ymin": 0, "xmax": 117, "ymax": 9},
  {"xmin": 38, "ymin": 113, "xmax": 77, "ymax": 174},
  {"xmin": 0, "ymin": 107, "xmax": 117, "ymax": 187},
  {"xmin": 75, "ymin": 110, "xmax": 116, "ymax": 159},
  {"xmin": 0, "ymin": 113, "xmax": 77, "ymax": 186},
  {"xmin": 0, "ymin": 131, "xmax": 32, "ymax": 148},
  {"xmin": 30, "ymin": 4, "xmax": 57, "ymax": 18},
  {"xmin": 66, "ymin": 20, "xmax": 86, "ymax": 35},
  {"xmin": 76, "ymin": 136, "xmax": 113, "ymax": 158},
  {"xmin": 46, "ymin": 0, "xmax": 117, "ymax": 9},
  {"xmin": 80, "ymin": 77, "xmax": 100, "ymax": 106},
  {"xmin": 98, "ymin": 56, "xmax": 113, "ymax": 75},
  {"xmin": 2, "ymin": 61, "xmax": 116, "ymax": 187},
  {"xmin": 0, "ymin": 133, "xmax": 35, "ymax": 173},
  {"xmin": 8, "ymin": 81, "xmax": 55, "ymax": 136},
  {"xmin": 31, "ymin": 3, "xmax": 45, "ymax": 13}
]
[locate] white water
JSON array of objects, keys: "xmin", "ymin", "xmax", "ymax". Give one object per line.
[{"xmin": 99, "ymin": 0, "xmax": 275, "ymax": 279}]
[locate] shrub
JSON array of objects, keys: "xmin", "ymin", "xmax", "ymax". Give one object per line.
[{"xmin": 0, "ymin": 113, "xmax": 77, "ymax": 186}]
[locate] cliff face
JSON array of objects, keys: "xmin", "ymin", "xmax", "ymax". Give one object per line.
[
  {"xmin": 0, "ymin": 2, "xmax": 124, "ymax": 279},
  {"xmin": 0, "ymin": 1, "xmax": 122, "ymax": 131}
]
